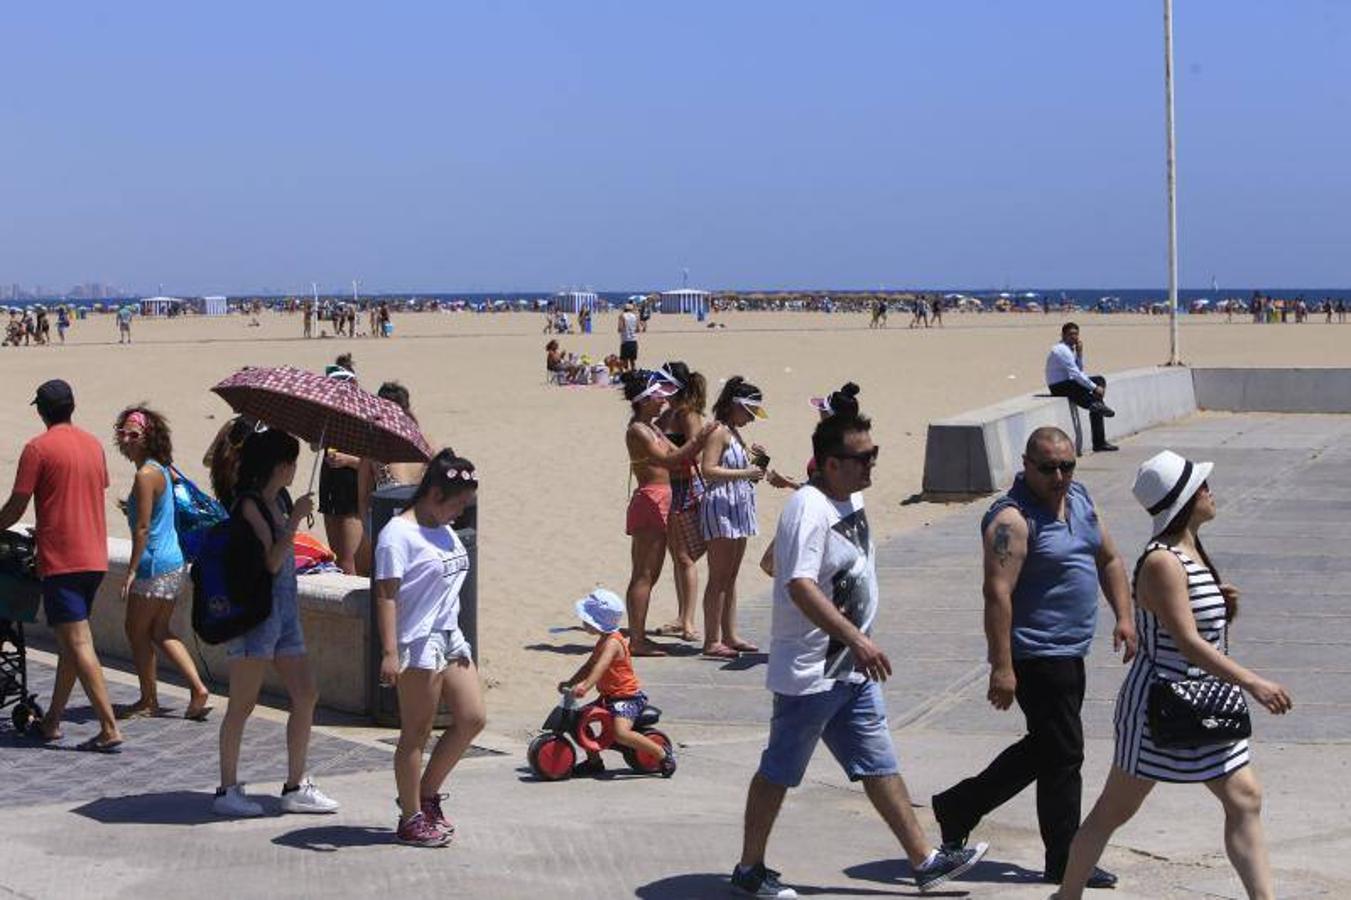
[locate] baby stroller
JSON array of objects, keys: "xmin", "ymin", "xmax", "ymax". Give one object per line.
[{"xmin": 0, "ymin": 531, "xmax": 43, "ymax": 735}]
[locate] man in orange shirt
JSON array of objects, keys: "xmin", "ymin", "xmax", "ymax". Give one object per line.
[{"xmin": 0, "ymin": 380, "xmax": 123, "ymax": 752}]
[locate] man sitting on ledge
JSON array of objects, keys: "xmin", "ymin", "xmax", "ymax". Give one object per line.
[{"xmin": 1045, "ymin": 322, "xmax": 1117, "ymax": 453}]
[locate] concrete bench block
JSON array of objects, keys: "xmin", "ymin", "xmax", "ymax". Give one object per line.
[
  {"xmin": 923, "ymin": 367, "xmax": 1198, "ymax": 496},
  {"xmin": 25, "ymin": 536, "xmax": 373, "ymax": 714},
  {"xmin": 1193, "ymin": 368, "xmax": 1351, "ymax": 414}
]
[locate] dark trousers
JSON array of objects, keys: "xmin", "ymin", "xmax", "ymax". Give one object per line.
[
  {"xmin": 1048, "ymin": 376, "xmax": 1108, "ymax": 448},
  {"xmin": 933, "ymin": 656, "xmax": 1086, "ymax": 876}
]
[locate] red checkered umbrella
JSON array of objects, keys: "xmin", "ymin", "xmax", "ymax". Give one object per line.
[{"xmin": 211, "ymin": 366, "xmax": 433, "ymax": 464}]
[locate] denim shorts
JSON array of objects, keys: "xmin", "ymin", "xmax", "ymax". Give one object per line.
[
  {"xmin": 41, "ymin": 571, "xmax": 104, "ymax": 626},
  {"xmin": 225, "ymin": 587, "xmax": 305, "ymax": 660},
  {"xmin": 758, "ymin": 680, "xmax": 899, "ymax": 788},
  {"xmin": 399, "ymin": 629, "xmax": 472, "ymax": 672}
]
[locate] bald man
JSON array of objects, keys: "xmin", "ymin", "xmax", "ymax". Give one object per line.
[{"xmin": 931, "ymin": 427, "xmax": 1136, "ymax": 889}]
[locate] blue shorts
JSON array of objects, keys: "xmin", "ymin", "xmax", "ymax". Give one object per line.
[
  {"xmin": 758, "ymin": 680, "xmax": 899, "ymax": 788},
  {"xmin": 41, "ymin": 571, "xmax": 104, "ymax": 626},
  {"xmin": 225, "ymin": 589, "xmax": 305, "ymax": 661},
  {"xmin": 601, "ymin": 691, "xmax": 649, "ymax": 722}
]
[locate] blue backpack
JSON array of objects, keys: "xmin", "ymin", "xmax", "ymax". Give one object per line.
[
  {"xmin": 190, "ymin": 492, "xmax": 276, "ymax": 645},
  {"xmin": 170, "ymin": 466, "xmax": 229, "ymax": 564}
]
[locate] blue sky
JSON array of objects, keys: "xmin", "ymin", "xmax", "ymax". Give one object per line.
[{"xmin": 2, "ymin": 2, "xmax": 1348, "ymax": 293}]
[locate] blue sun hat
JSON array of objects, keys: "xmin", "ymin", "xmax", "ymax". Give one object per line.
[{"xmin": 575, "ymin": 588, "xmax": 625, "ymax": 633}]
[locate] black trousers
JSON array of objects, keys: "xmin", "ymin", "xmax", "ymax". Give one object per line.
[
  {"xmin": 1048, "ymin": 376, "xmax": 1108, "ymax": 448},
  {"xmin": 933, "ymin": 656, "xmax": 1086, "ymax": 876}
]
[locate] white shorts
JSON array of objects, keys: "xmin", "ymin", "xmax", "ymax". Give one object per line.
[{"xmin": 399, "ymin": 629, "xmax": 472, "ymax": 673}]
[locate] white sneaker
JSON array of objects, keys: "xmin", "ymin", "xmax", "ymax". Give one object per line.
[
  {"xmin": 279, "ymin": 777, "xmax": 340, "ymax": 814},
  {"xmin": 213, "ymin": 783, "xmax": 265, "ymax": 818}
]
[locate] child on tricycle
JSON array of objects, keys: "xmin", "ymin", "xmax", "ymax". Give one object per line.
[{"xmin": 554, "ymin": 589, "xmax": 676, "ymax": 778}]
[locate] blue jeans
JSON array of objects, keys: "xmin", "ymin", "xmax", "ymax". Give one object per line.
[{"xmin": 758, "ymin": 680, "xmax": 899, "ymax": 788}]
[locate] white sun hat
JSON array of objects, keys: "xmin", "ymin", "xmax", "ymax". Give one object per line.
[
  {"xmin": 574, "ymin": 588, "xmax": 625, "ymax": 634},
  {"xmin": 1132, "ymin": 450, "xmax": 1214, "ymax": 537}
]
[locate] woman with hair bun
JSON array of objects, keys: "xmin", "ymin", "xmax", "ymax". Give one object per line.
[
  {"xmin": 622, "ymin": 370, "xmax": 715, "ymax": 656},
  {"xmin": 699, "ymin": 376, "xmax": 769, "ymax": 659}
]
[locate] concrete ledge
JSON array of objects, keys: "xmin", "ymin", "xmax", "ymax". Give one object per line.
[
  {"xmin": 923, "ymin": 367, "xmax": 1197, "ymax": 495},
  {"xmin": 24, "ymin": 535, "xmax": 373, "ymax": 715},
  {"xmin": 1194, "ymin": 367, "xmax": 1351, "ymax": 414}
]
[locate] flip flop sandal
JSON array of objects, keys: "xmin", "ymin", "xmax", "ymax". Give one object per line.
[
  {"xmin": 631, "ymin": 644, "xmax": 670, "ymax": 658},
  {"xmin": 184, "ymin": 705, "xmax": 215, "ymax": 722},
  {"xmin": 650, "ymin": 624, "xmax": 686, "ymax": 638},
  {"xmin": 727, "ymin": 641, "xmax": 760, "ymax": 653},
  {"xmin": 701, "ymin": 645, "xmax": 740, "ymax": 660},
  {"xmin": 114, "ymin": 704, "xmax": 165, "ymax": 721},
  {"xmin": 74, "ymin": 736, "xmax": 124, "ymax": 754}
]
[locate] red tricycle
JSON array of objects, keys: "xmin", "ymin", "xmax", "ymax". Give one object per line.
[{"xmin": 526, "ymin": 691, "xmax": 673, "ymax": 781}]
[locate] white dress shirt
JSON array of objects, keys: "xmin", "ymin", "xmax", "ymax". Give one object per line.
[{"xmin": 1045, "ymin": 342, "xmax": 1096, "ymax": 391}]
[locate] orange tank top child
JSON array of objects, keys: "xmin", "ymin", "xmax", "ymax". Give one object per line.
[{"xmin": 594, "ymin": 632, "xmax": 642, "ymax": 699}]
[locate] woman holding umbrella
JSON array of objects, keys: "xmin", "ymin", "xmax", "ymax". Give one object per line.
[{"xmin": 214, "ymin": 429, "xmax": 340, "ymax": 818}]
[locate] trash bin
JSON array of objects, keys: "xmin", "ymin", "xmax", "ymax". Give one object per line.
[{"xmin": 368, "ymin": 483, "xmax": 478, "ymax": 727}]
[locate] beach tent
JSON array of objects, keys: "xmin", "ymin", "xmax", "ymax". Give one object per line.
[
  {"xmin": 202, "ymin": 295, "xmax": 228, "ymax": 316},
  {"xmin": 553, "ymin": 291, "xmax": 598, "ymax": 314},
  {"xmin": 658, "ymin": 289, "xmax": 710, "ymax": 315},
  {"xmin": 139, "ymin": 296, "xmax": 182, "ymax": 317}
]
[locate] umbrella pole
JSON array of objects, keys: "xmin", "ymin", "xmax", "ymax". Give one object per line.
[{"xmin": 308, "ymin": 424, "xmax": 327, "ymax": 495}]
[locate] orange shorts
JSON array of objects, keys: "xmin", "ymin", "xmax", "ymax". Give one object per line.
[{"xmin": 626, "ymin": 483, "xmax": 672, "ymax": 535}]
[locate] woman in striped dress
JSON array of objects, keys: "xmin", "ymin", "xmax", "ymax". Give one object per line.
[
  {"xmin": 698, "ymin": 377, "xmax": 767, "ymax": 659},
  {"xmin": 1056, "ymin": 451, "xmax": 1293, "ymax": 900}
]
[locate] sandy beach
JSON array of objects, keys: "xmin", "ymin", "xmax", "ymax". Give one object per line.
[{"xmin": 0, "ymin": 309, "xmax": 1344, "ymax": 728}]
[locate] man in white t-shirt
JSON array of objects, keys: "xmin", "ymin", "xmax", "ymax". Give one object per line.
[
  {"xmin": 617, "ymin": 303, "xmax": 639, "ymax": 372},
  {"xmin": 730, "ymin": 414, "xmax": 989, "ymax": 898}
]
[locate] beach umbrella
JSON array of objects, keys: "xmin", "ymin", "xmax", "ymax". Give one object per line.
[{"xmin": 211, "ymin": 365, "xmax": 433, "ymax": 490}]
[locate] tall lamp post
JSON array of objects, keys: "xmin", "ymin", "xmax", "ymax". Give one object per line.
[{"xmin": 1164, "ymin": 0, "xmax": 1181, "ymax": 365}]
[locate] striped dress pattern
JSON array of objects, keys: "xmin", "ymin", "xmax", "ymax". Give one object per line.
[
  {"xmin": 1113, "ymin": 542, "xmax": 1251, "ymax": 782},
  {"xmin": 699, "ymin": 430, "xmax": 758, "ymax": 540}
]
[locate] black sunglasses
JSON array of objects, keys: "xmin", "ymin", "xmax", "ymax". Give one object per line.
[
  {"xmin": 831, "ymin": 446, "xmax": 880, "ymax": 465},
  {"xmin": 1030, "ymin": 458, "xmax": 1076, "ymax": 475}
]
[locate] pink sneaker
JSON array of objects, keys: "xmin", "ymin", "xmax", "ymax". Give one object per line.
[
  {"xmin": 397, "ymin": 812, "xmax": 450, "ymax": 848},
  {"xmin": 421, "ymin": 793, "xmax": 455, "ymax": 837}
]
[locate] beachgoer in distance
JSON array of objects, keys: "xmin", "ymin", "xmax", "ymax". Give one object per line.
[
  {"xmin": 214, "ymin": 429, "xmax": 340, "ymax": 817},
  {"xmin": 56, "ymin": 305, "xmax": 70, "ymax": 343},
  {"xmin": 932, "ymin": 426, "xmax": 1135, "ymax": 890},
  {"xmin": 621, "ymin": 370, "xmax": 715, "ymax": 657},
  {"xmin": 730, "ymin": 413, "xmax": 988, "ymax": 898},
  {"xmin": 618, "ymin": 303, "xmax": 639, "ymax": 373},
  {"xmin": 117, "ymin": 304, "xmax": 133, "ymax": 343},
  {"xmin": 375, "ymin": 451, "xmax": 485, "ymax": 847},
  {"xmin": 113, "ymin": 406, "xmax": 212, "ymax": 721},
  {"xmin": 558, "ymin": 589, "xmax": 676, "ymax": 777},
  {"xmin": 302, "ymin": 300, "xmax": 314, "ymax": 338},
  {"xmin": 653, "ymin": 361, "xmax": 708, "ymax": 642},
  {"xmin": 0, "ymin": 380, "xmax": 124, "ymax": 752},
  {"xmin": 357, "ymin": 381, "xmax": 428, "ymax": 574},
  {"xmin": 1046, "ymin": 322, "xmax": 1118, "ymax": 452},
  {"xmin": 318, "ymin": 356, "xmax": 363, "ymax": 574},
  {"xmin": 699, "ymin": 376, "xmax": 768, "ymax": 660},
  {"xmin": 1054, "ymin": 451, "xmax": 1293, "ymax": 900}
]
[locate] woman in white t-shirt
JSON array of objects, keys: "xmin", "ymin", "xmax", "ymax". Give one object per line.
[{"xmin": 374, "ymin": 451, "xmax": 484, "ymax": 848}]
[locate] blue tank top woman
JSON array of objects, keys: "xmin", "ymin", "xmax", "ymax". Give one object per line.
[{"xmin": 126, "ymin": 461, "xmax": 185, "ymax": 579}]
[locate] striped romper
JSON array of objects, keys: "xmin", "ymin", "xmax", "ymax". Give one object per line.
[
  {"xmin": 700, "ymin": 428, "xmax": 758, "ymax": 540},
  {"xmin": 1113, "ymin": 542, "xmax": 1250, "ymax": 782}
]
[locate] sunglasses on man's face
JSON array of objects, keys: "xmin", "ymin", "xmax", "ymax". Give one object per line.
[
  {"xmin": 1030, "ymin": 459, "xmax": 1076, "ymax": 475},
  {"xmin": 832, "ymin": 446, "xmax": 880, "ymax": 465}
]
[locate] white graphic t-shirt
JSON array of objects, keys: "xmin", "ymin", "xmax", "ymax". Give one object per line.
[
  {"xmin": 767, "ymin": 485, "xmax": 878, "ymax": 696},
  {"xmin": 374, "ymin": 516, "xmax": 470, "ymax": 644}
]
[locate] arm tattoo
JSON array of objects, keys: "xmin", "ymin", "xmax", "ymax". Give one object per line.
[{"xmin": 993, "ymin": 523, "xmax": 1013, "ymax": 566}]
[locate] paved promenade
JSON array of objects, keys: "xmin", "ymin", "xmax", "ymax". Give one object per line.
[{"xmin": 0, "ymin": 412, "xmax": 1346, "ymax": 898}]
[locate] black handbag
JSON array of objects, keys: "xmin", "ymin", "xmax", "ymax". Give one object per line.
[{"xmin": 1146, "ymin": 630, "xmax": 1252, "ymax": 748}]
